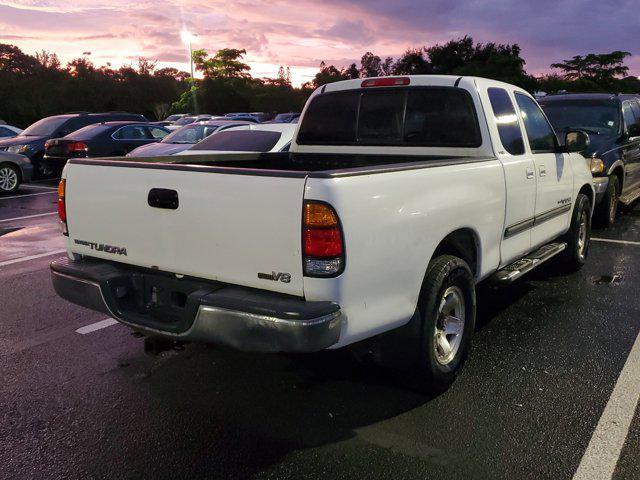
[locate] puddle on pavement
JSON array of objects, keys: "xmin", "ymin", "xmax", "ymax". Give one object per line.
[{"xmin": 590, "ymin": 274, "xmax": 623, "ymax": 285}]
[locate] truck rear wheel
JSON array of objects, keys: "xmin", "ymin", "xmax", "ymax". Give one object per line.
[{"xmin": 407, "ymin": 255, "xmax": 476, "ymax": 393}]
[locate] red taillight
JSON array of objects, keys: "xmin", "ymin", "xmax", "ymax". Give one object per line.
[
  {"xmin": 44, "ymin": 140, "xmax": 53, "ymax": 149},
  {"xmin": 67, "ymin": 142, "xmax": 88, "ymax": 153},
  {"xmin": 303, "ymin": 201, "xmax": 344, "ymax": 277},
  {"xmin": 304, "ymin": 228, "xmax": 343, "ymax": 257},
  {"xmin": 361, "ymin": 77, "xmax": 410, "ymax": 88},
  {"xmin": 57, "ymin": 179, "xmax": 68, "ymax": 235}
]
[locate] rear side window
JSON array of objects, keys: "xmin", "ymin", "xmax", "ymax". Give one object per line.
[
  {"xmin": 60, "ymin": 117, "xmax": 93, "ymax": 135},
  {"xmin": 113, "ymin": 126, "xmax": 149, "ymax": 140},
  {"xmin": 623, "ymin": 102, "xmax": 638, "ymax": 130},
  {"xmin": 298, "ymin": 87, "xmax": 481, "ymax": 147},
  {"xmin": 191, "ymin": 130, "xmax": 281, "ymax": 152},
  {"xmin": 515, "ymin": 93, "xmax": 557, "ymax": 153},
  {"xmin": 487, "ymin": 88, "xmax": 524, "ymax": 155}
]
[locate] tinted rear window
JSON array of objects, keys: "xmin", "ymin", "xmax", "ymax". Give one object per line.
[
  {"xmin": 191, "ymin": 130, "xmax": 281, "ymax": 152},
  {"xmin": 65, "ymin": 124, "xmax": 112, "ymax": 140},
  {"xmin": 297, "ymin": 87, "xmax": 481, "ymax": 147}
]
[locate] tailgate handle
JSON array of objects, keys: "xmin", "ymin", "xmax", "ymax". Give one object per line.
[{"xmin": 148, "ymin": 188, "xmax": 179, "ymax": 210}]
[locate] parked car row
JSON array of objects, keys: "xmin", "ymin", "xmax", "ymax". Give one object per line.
[{"xmin": 0, "ymin": 110, "xmax": 301, "ymax": 193}]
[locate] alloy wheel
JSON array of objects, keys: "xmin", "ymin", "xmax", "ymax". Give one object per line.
[
  {"xmin": 433, "ymin": 285, "xmax": 466, "ymax": 365},
  {"xmin": 0, "ymin": 166, "xmax": 18, "ymax": 192}
]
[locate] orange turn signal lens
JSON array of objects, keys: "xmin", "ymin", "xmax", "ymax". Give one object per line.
[
  {"xmin": 304, "ymin": 202, "xmax": 338, "ymax": 227},
  {"xmin": 58, "ymin": 179, "xmax": 65, "ymax": 198}
]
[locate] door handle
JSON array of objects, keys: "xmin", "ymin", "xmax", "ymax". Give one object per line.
[
  {"xmin": 148, "ymin": 188, "xmax": 179, "ymax": 210},
  {"xmin": 526, "ymin": 168, "xmax": 534, "ymax": 179},
  {"xmin": 539, "ymin": 165, "xmax": 546, "ymax": 177}
]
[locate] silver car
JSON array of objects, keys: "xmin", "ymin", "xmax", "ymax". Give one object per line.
[{"xmin": 0, "ymin": 151, "xmax": 33, "ymax": 194}]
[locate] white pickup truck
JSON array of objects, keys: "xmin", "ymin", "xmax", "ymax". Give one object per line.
[{"xmin": 51, "ymin": 76, "xmax": 594, "ymax": 391}]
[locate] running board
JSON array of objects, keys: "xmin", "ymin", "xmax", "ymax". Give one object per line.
[
  {"xmin": 490, "ymin": 242, "xmax": 567, "ymax": 284},
  {"xmin": 619, "ymin": 187, "xmax": 640, "ymax": 206}
]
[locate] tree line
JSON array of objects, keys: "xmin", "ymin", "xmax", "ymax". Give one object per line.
[{"xmin": 1, "ymin": 37, "xmax": 638, "ymax": 128}]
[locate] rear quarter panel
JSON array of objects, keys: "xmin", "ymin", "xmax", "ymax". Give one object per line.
[{"xmin": 304, "ymin": 160, "xmax": 505, "ymax": 347}]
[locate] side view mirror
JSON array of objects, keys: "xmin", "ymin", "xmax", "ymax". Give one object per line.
[
  {"xmin": 628, "ymin": 124, "xmax": 640, "ymax": 138},
  {"xmin": 565, "ymin": 130, "xmax": 590, "ymax": 153}
]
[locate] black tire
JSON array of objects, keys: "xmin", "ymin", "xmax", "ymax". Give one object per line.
[
  {"xmin": 0, "ymin": 163, "xmax": 20, "ymax": 195},
  {"xmin": 593, "ymin": 175, "xmax": 619, "ymax": 229},
  {"xmin": 561, "ymin": 193, "xmax": 591, "ymax": 271},
  {"xmin": 405, "ymin": 255, "xmax": 476, "ymax": 393}
]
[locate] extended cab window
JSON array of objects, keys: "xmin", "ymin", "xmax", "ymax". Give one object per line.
[
  {"xmin": 515, "ymin": 93, "xmax": 557, "ymax": 153},
  {"xmin": 488, "ymin": 88, "xmax": 524, "ymax": 155},
  {"xmin": 298, "ymin": 87, "xmax": 481, "ymax": 147}
]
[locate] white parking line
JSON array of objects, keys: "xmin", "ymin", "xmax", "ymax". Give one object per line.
[
  {"xmin": 0, "ymin": 191, "xmax": 57, "ymax": 200},
  {"xmin": 0, "ymin": 249, "xmax": 66, "ymax": 267},
  {"xmin": 75, "ymin": 318, "xmax": 119, "ymax": 335},
  {"xmin": 0, "ymin": 212, "xmax": 57, "ymax": 223},
  {"xmin": 573, "ymin": 330, "xmax": 640, "ymax": 480},
  {"xmin": 22, "ymin": 184, "xmax": 57, "ymax": 190},
  {"xmin": 592, "ymin": 238, "xmax": 640, "ymax": 246}
]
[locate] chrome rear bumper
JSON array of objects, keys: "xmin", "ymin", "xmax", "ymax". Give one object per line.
[{"xmin": 51, "ymin": 258, "xmax": 341, "ymax": 353}]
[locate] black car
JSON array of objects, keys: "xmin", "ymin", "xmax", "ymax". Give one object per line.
[
  {"xmin": 539, "ymin": 93, "xmax": 640, "ymax": 227},
  {"xmin": 44, "ymin": 122, "xmax": 169, "ymax": 166},
  {"xmin": 0, "ymin": 112, "xmax": 147, "ymax": 178}
]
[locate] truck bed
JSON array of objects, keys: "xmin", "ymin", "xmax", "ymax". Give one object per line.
[{"xmin": 69, "ymin": 152, "xmax": 495, "ymax": 178}]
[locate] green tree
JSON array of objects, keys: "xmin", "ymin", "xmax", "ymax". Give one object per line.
[
  {"xmin": 309, "ymin": 61, "xmax": 349, "ymax": 88},
  {"xmin": 343, "ymin": 63, "xmax": 359, "ymax": 79},
  {"xmin": 192, "ymin": 48, "xmax": 251, "ymax": 78},
  {"xmin": 392, "ymin": 48, "xmax": 431, "ymax": 75},
  {"xmin": 360, "ymin": 52, "xmax": 382, "ymax": 78},
  {"xmin": 551, "ymin": 51, "xmax": 631, "ymax": 86}
]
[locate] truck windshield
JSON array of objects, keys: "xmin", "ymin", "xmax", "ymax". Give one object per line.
[
  {"xmin": 297, "ymin": 87, "xmax": 481, "ymax": 147},
  {"xmin": 191, "ymin": 130, "xmax": 281, "ymax": 152},
  {"xmin": 540, "ymin": 100, "xmax": 620, "ymax": 135}
]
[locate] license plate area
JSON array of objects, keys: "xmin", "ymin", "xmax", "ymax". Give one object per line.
[{"xmin": 103, "ymin": 270, "xmax": 220, "ymax": 334}]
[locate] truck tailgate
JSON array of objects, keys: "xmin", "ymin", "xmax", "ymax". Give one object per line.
[{"xmin": 64, "ymin": 162, "xmax": 306, "ymax": 296}]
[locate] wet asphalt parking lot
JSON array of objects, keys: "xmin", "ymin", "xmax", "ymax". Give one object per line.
[{"xmin": 1, "ymin": 182, "xmax": 639, "ymax": 480}]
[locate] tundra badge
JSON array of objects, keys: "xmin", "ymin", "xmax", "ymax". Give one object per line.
[{"xmin": 74, "ymin": 239, "xmax": 128, "ymax": 256}]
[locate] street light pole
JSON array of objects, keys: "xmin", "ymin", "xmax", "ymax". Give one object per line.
[
  {"xmin": 188, "ymin": 38, "xmax": 194, "ymax": 82},
  {"xmin": 181, "ymin": 30, "xmax": 195, "ymax": 83}
]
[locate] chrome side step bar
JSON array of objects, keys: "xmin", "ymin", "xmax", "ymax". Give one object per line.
[
  {"xmin": 490, "ymin": 242, "xmax": 567, "ymax": 284},
  {"xmin": 619, "ymin": 187, "xmax": 640, "ymax": 206}
]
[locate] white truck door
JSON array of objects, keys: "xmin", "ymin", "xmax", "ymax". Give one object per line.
[
  {"xmin": 514, "ymin": 93, "xmax": 573, "ymax": 248},
  {"xmin": 484, "ymin": 86, "xmax": 536, "ymax": 265}
]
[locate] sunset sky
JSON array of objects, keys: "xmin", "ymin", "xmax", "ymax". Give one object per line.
[{"xmin": 1, "ymin": 0, "xmax": 638, "ymax": 86}]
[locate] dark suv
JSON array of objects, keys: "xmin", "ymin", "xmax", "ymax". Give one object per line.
[
  {"xmin": 539, "ymin": 93, "xmax": 640, "ymax": 227},
  {"xmin": 0, "ymin": 112, "xmax": 147, "ymax": 178}
]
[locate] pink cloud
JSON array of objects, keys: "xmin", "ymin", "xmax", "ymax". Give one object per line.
[{"xmin": 0, "ymin": 0, "xmax": 636, "ymax": 86}]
